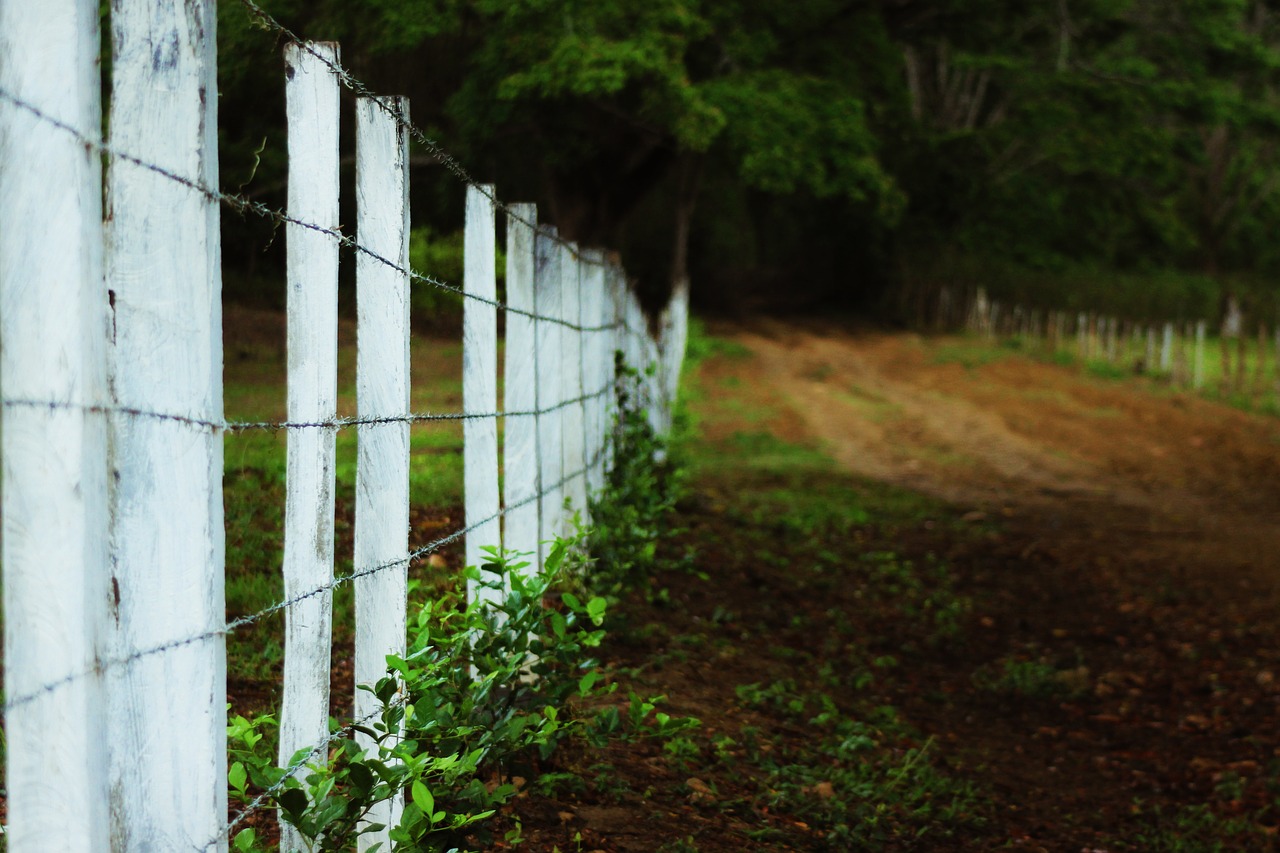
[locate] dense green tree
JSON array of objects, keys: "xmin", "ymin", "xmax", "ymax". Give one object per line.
[{"xmin": 212, "ymin": 0, "xmax": 1280, "ymax": 314}]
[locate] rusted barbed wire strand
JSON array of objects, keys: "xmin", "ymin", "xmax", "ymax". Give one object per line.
[{"xmin": 0, "ymin": 84, "xmax": 643, "ymax": 337}]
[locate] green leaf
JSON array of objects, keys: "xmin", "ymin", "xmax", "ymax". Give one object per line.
[
  {"xmin": 277, "ymin": 787, "xmax": 309, "ymax": 821},
  {"xmin": 411, "ymin": 780, "xmax": 434, "ymax": 817},
  {"xmin": 578, "ymin": 670, "xmax": 602, "ymax": 695},
  {"xmin": 228, "ymin": 761, "xmax": 248, "ymax": 794},
  {"xmin": 586, "ymin": 597, "xmax": 607, "ymax": 625},
  {"xmin": 232, "ymin": 828, "xmax": 256, "ymax": 851},
  {"xmin": 561, "ymin": 591, "xmax": 583, "ymax": 612}
]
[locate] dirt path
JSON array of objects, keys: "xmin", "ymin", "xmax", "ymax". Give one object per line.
[
  {"xmin": 501, "ymin": 319, "xmax": 1280, "ymax": 851},
  {"xmin": 726, "ymin": 319, "xmax": 1280, "ymax": 585}
]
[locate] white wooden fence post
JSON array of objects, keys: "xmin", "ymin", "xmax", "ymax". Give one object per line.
[
  {"xmin": 647, "ymin": 330, "xmax": 664, "ymax": 438},
  {"xmin": 534, "ymin": 226, "xmax": 565, "ymax": 568},
  {"xmin": 0, "ymin": 1, "xmax": 110, "ymax": 848},
  {"xmin": 465, "ymin": 184, "xmax": 501, "ymax": 604},
  {"xmin": 504, "ymin": 204, "xmax": 541, "ymax": 577},
  {"xmin": 1160, "ymin": 322, "xmax": 1174, "ymax": 374},
  {"xmin": 1274, "ymin": 325, "xmax": 1280, "ymax": 389},
  {"xmin": 561, "ymin": 243, "xmax": 589, "ymax": 528},
  {"xmin": 354, "ymin": 95, "xmax": 411, "ymax": 851},
  {"xmin": 278, "ymin": 42, "xmax": 341, "ymax": 852},
  {"xmin": 104, "ymin": 0, "xmax": 226, "ymax": 847},
  {"xmin": 581, "ymin": 250, "xmax": 607, "ymax": 497},
  {"xmin": 659, "ymin": 280, "xmax": 690, "ymax": 435},
  {"xmin": 603, "ymin": 258, "xmax": 625, "ymax": 473},
  {"xmin": 626, "ymin": 289, "xmax": 642, "ymax": 381}
]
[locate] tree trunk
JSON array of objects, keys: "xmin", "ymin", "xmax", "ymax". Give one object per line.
[{"xmin": 670, "ymin": 152, "xmax": 704, "ymax": 298}]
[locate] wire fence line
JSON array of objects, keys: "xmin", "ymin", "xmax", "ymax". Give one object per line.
[
  {"xmin": 0, "ymin": 381, "xmax": 616, "ymax": 434},
  {"xmin": 0, "ymin": 427, "xmax": 612, "ymax": 715},
  {"xmin": 0, "ymin": 3, "xmax": 687, "ymax": 850},
  {"xmin": 0, "ymin": 83, "xmax": 636, "ymax": 337}
]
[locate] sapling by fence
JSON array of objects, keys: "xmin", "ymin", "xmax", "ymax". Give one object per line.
[
  {"xmin": 227, "ymin": 542, "xmax": 613, "ymax": 853},
  {"xmin": 0, "ymin": 2, "xmax": 689, "ymax": 849}
]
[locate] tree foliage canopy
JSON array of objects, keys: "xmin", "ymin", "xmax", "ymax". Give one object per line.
[{"xmin": 216, "ymin": 0, "xmax": 1280, "ymax": 313}]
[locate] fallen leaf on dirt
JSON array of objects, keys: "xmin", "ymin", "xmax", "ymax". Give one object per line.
[{"xmin": 686, "ymin": 777, "xmax": 715, "ymax": 802}]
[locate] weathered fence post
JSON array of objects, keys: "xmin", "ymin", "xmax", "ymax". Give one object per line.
[
  {"xmin": 581, "ymin": 250, "xmax": 608, "ymax": 497},
  {"xmin": 1255, "ymin": 325, "xmax": 1269, "ymax": 397},
  {"xmin": 1194, "ymin": 320, "xmax": 1207, "ymax": 389},
  {"xmin": 503, "ymin": 204, "xmax": 540, "ymax": 577},
  {"xmin": 0, "ymin": 1, "xmax": 110, "ymax": 848},
  {"xmin": 643, "ymin": 299, "xmax": 664, "ymax": 440},
  {"xmin": 561, "ymin": 243, "xmax": 589, "ymax": 527},
  {"xmin": 465, "ymin": 184, "xmax": 502, "ymax": 604},
  {"xmin": 278, "ymin": 42, "xmax": 341, "ymax": 852},
  {"xmin": 663, "ymin": 279, "xmax": 691, "ymax": 434},
  {"xmin": 1274, "ymin": 325, "xmax": 1280, "ymax": 392},
  {"xmin": 604, "ymin": 258, "xmax": 626, "ymax": 473},
  {"xmin": 104, "ymin": 0, "xmax": 226, "ymax": 847},
  {"xmin": 1176, "ymin": 322, "xmax": 1192, "ymax": 385},
  {"xmin": 354, "ymin": 95, "xmax": 411, "ymax": 851},
  {"xmin": 1160, "ymin": 322, "xmax": 1174, "ymax": 374},
  {"xmin": 535, "ymin": 226, "xmax": 565, "ymax": 567}
]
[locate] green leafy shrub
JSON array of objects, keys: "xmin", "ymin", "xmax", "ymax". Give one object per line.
[
  {"xmin": 228, "ymin": 544, "xmax": 610, "ymax": 852},
  {"xmin": 585, "ymin": 358, "xmax": 687, "ymax": 600}
]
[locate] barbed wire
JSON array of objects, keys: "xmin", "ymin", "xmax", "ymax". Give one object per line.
[
  {"xmin": 0, "ymin": 83, "xmax": 643, "ymax": 338},
  {"xmin": 1, "ymin": 449, "xmax": 605, "ymax": 715},
  {"xmin": 0, "ymin": 381, "xmax": 616, "ymax": 434},
  {"xmin": 234, "ymin": 0, "xmax": 616, "ymax": 272}
]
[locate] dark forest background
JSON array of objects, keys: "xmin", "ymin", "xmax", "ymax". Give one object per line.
[{"xmin": 213, "ymin": 0, "xmax": 1280, "ymax": 324}]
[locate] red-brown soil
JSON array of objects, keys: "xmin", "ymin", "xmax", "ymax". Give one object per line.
[{"xmin": 498, "ymin": 319, "xmax": 1280, "ymax": 852}]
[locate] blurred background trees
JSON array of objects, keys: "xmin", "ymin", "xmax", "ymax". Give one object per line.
[{"xmin": 214, "ymin": 0, "xmax": 1280, "ymax": 322}]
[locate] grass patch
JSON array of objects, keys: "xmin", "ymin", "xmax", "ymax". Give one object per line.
[{"xmin": 931, "ymin": 342, "xmax": 1016, "ymax": 369}]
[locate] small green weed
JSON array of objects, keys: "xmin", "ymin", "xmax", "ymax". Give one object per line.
[
  {"xmin": 743, "ymin": 688, "xmax": 986, "ymax": 847},
  {"xmin": 972, "ymin": 657, "xmax": 1087, "ymax": 699},
  {"xmin": 1128, "ymin": 802, "xmax": 1269, "ymax": 852}
]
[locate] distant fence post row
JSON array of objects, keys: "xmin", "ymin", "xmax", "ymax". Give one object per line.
[
  {"xmin": 939, "ymin": 286, "xmax": 1280, "ymax": 399},
  {"xmin": 0, "ymin": 5, "xmax": 687, "ymax": 851}
]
